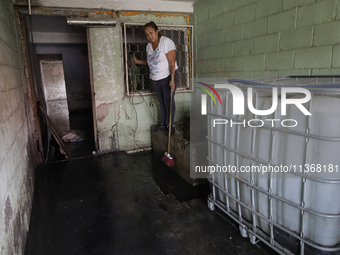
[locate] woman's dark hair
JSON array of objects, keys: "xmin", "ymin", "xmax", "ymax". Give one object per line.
[{"xmin": 143, "ymin": 21, "xmax": 159, "ymax": 34}]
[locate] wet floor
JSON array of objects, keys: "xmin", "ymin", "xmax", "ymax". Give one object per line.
[
  {"xmin": 24, "ymin": 152, "xmax": 275, "ymax": 255},
  {"xmin": 48, "ymin": 112, "xmax": 95, "ymax": 161}
]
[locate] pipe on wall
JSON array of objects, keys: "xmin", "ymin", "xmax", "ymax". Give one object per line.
[{"xmin": 66, "ymin": 18, "xmax": 116, "ymax": 27}]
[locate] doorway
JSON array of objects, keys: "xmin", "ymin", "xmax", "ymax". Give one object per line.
[{"xmin": 29, "ymin": 15, "xmax": 95, "ymax": 159}]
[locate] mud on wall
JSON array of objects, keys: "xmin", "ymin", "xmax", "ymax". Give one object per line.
[
  {"xmin": 36, "ymin": 44, "xmax": 92, "ymax": 113},
  {"xmin": 0, "ymin": 0, "xmax": 36, "ymax": 254},
  {"xmin": 40, "ymin": 60, "xmax": 70, "ymax": 134},
  {"xmin": 89, "ymin": 13, "xmax": 191, "ymax": 151}
]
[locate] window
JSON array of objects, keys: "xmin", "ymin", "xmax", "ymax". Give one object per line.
[{"xmin": 123, "ymin": 23, "xmax": 193, "ymax": 95}]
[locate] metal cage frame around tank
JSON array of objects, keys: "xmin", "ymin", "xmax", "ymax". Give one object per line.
[
  {"xmin": 205, "ymin": 76, "xmax": 340, "ymax": 255},
  {"xmin": 122, "ymin": 23, "xmax": 194, "ymax": 96}
]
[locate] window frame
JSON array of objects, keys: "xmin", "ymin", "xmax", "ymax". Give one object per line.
[{"xmin": 123, "ymin": 23, "xmax": 194, "ymax": 96}]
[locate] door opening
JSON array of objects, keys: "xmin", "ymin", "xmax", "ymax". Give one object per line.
[{"xmin": 29, "ymin": 15, "xmax": 96, "ymax": 160}]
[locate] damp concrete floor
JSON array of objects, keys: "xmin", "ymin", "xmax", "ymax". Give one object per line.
[{"xmin": 24, "ymin": 152, "xmax": 275, "ymax": 255}]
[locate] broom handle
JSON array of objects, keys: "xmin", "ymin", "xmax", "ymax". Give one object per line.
[{"xmin": 168, "ymin": 65, "xmax": 175, "ymax": 154}]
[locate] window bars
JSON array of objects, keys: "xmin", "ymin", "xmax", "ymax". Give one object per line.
[{"xmin": 123, "ymin": 23, "xmax": 193, "ymax": 95}]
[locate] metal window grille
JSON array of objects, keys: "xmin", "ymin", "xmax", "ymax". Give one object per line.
[{"xmin": 123, "ymin": 23, "xmax": 193, "ymax": 95}]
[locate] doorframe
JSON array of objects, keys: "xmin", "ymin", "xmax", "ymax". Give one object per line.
[
  {"xmin": 14, "ymin": 7, "xmax": 112, "ymax": 153},
  {"xmin": 86, "ymin": 28, "xmax": 99, "ymax": 151}
]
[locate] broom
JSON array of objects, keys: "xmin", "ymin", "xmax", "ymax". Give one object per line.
[{"xmin": 162, "ymin": 65, "xmax": 175, "ymax": 167}]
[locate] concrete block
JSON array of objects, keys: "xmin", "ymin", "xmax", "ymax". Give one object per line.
[
  {"xmin": 197, "ymin": 34, "xmax": 210, "ymax": 49},
  {"xmin": 209, "ymin": 30, "xmax": 224, "ymax": 46},
  {"xmin": 256, "ymin": 0, "xmax": 282, "ymax": 18},
  {"xmin": 332, "ymin": 44, "xmax": 340, "ymax": 67},
  {"xmin": 223, "ymin": 57, "xmax": 243, "ymax": 72},
  {"xmin": 216, "ymin": 43, "xmax": 233, "ymax": 58},
  {"xmin": 202, "ymin": 46, "xmax": 217, "ymax": 60},
  {"xmin": 193, "ymin": 0, "xmax": 211, "ymax": 12},
  {"xmin": 0, "ymin": 1, "xmax": 5, "ymax": 23},
  {"xmin": 265, "ymin": 51, "xmax": 294, "ymax": 70},
  {"xmin": 295, "ymin": 46, "xmax": 332, "ymax": 68},
  {"xmin": 282, "ymin": 0, "xmax": 315, "ymax": 11},
  {"xmin": 151, "ymin": 122, "xmax": 207, "ymax": 186},
  {"xmin": 224, "ymin": 0, "xmax": 245, "ymax": 12},
  {"xmin": 280, "ymin": 26, "xmax": 313, "ymax": 50},
  {"xmin": 243, "ymin": 18, "xmax": 266, "ymax": 39},
  {"xmin": 202, "ymin": 18, "xmax": 217, "ymax": 35},
  {"xmin": 225, "ymin": 24, "xmax": 243, "ymax": 42},
  {"xmin": 253, "ymin": 71, "xmax": 278, "ymax": 78},
  {"xmin": 267, "ymin": 9, "xmax": 296, "ymax": 33},
  {"xmin": 297, "ymin": 0, "xmax": 336, "ymax": 27},
  {"xmin": 216, "ymin": 12, "xmax": 234, "ymax": 30},
  {"xmin": 314, "ymin": 21, "xmax": 340, "ymax": 46},
  {"xmin": 209, "ymin": 58, "xmax": 224, "ymax": 71},
  {"xmin": 1, "ymin": 67, "xmax": 22, "ymax": 93},
  {"xmin": 209, "ymin": 2, "xmax": 225, "ymax": 18},
  {"xmin": 244, "ymin": 0, "xmax": 258, "ymax": 4},
  {"xmin": 196, "ymin": 8, "xmax": 209, "ymax": 23},
  {"xmin": 311, "ymin": 68, "xmax": 340, "ymax": 75},
  {"xmin": 243, "ymin": 54, "xmax": 265, "ymax": 71},
  {"xmin": 0, "ymin": 18, "xmax": 16, "ymax": 50},
  {"xmin": 233, "ymin": 39, "xmax": 253, "ymax": 56},
  {"xmin": 216, "ymin": 71, "xmax": 233, "ymax": 79},
  {"xmin": 278, "ymin": 69, "xmax": 311, "ymax": 76},
  {"xmin": 196, "ymin": 23, "xmax": 203, "ymax": 36},
  {"xmin": 235, "ymin": 4, "xmax": 255, "ymax": 24},
  {"xmin": 231, "ymin": 71, "xmax": 252, "ymax": 78},
  {"xmin": 196, "ymin": 50, "xmax": 203, "ymax": 63},
  {"xmin": 253, "ymin": 33, "xmax": 279, "ymax": 53},
  {"xmin": 0, "ymin": 41, "xmax": 12, "ymax": 67}
]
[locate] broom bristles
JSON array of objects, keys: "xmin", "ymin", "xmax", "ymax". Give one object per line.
[{"xmin": 162, "ymin": 152, "xmax": 175, "ymax": 167}]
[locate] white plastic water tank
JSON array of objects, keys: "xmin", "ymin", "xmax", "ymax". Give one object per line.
[{"xmin": 208, "ymin": 79, "xmax": 340, "ymax": 249}]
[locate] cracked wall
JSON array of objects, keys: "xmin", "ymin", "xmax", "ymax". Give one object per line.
[
  {"xmin": 0, "ymin": 0, "xmax": 35, "ymax": 254},
  {"xmin": 89, "ymin": 13, "xmax": 191, "ymax": 152}
]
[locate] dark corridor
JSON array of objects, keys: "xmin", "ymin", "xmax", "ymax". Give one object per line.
[
  {"xmin": 29, "ymin": 15, "xmax": 95, "ymax": 160},
  {"xmin": 24, "ymin": 152, "xmax": 273, "ymax": 255}
]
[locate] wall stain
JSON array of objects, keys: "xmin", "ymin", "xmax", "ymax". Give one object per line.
[
  {"xmin": 119, "ymin": 11, "xmax": 190, "ymax": 25},
  {"xmin": 96, "ymin": 102, "xmax": 114, "ymax": 122},
  {"xmin": 109, "ymin": 130, "xmax": 117, "ymax": 151},
  {"xmin": 4, "ymin": 196, "xmax": 13, "ymax": 233},
  {"xmin": 13, "ymin": 212, "xmax": 21, "ymax": 254},
  {"xmin": 80, "ymin": 10, "xmax": 113, "ymax": 16}
]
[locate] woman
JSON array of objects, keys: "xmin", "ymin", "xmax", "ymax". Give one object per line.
[{"xmin": 132, "ymin": 21, "xmax": 179, "ymax": 135}]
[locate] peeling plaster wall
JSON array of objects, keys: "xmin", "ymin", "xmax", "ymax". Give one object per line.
[
  {"xmin": 89, "ymin": 14, "xmax": 191, "ymax": 151},
  {"xmin": 0, "ymin": 0, "xmax": 35, "ymax": 254}
]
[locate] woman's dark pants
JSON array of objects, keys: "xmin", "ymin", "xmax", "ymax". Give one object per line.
[{"xmin": 152, "ymin": 70, "xmax": 179, "ymax": 126}]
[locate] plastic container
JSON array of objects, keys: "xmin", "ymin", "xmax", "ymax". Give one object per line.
[{"xmin": 206, "ymin": 77, "xmax": 340, "ymax": 254}]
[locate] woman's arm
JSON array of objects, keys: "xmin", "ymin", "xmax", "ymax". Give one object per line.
[
  {"xmin": 166, "ymin": 50, "xmax": 176, "ymax": 92},
  {"xmin": 132, "ymin": 57, "xmax": 148, "ymax": 66}
]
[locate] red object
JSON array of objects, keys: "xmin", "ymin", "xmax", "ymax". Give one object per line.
[{"xmin": 162, "ymin": 152, "xmax": 175, "ymax": 167}]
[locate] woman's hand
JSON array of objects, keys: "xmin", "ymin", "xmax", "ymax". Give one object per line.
[
  {"xmin": 169, "ymin": 80, "xmax": 175, "ymax": 93},
  {"xmin": 132, "ymin": 57, "xmax": 148, "ymax": 66}
]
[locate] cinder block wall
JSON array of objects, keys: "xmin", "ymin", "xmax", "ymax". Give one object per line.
[
  {"xmin": 192, "ymin": 0, "xmax": 340, "ymax": 78},
  {"xmin": 0, "ymin": 0, "xmax": 35, "ymax": 254}
]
